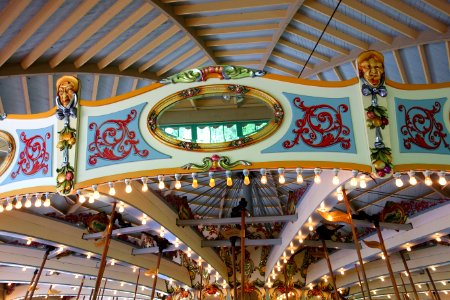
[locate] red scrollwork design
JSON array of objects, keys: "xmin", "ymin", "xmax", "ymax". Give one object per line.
[
  {"xmin": 11, "ymin": 132, "xmax": 50, "ymax": 178},
  {"xmin": 88, "ymin": 109, "xmax": 149, "ymax": 165},
  {"xmin": 283, "ymin": 97, "xmax": 351, "ymax": 149},
  {"xmin": 399, "ymin": 101, "xmax": 450, "ymax": 151}
]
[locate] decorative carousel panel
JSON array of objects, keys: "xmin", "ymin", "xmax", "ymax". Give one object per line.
[
  {"xmin": 262, "ymin": 93, "xmax": 356, "ymax": 154},
  {"xmin": 0, "ymin": 131, "xmax": 15, "ymax": 177},
  {"xmin": 86, "ymin": 103, "xmax": 170, "ymax": 169},
  {"xmin": 0, "ymin": 126, "xmax": 53, "ymax": 185},
  {"xmin": 147, "ymin": 84, "xmax": 283, "ymax": 152}
]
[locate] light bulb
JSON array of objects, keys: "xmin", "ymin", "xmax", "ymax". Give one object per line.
[
  {"xmin": 332, "ymin": 168, "xmax": 339, "ymax": 185},
  {"xmin": 141, "ymin": 177, "xmax": 148, "ymax": 192},
  {"xmin": 88, "ymin": 194, "xmax": 95, "ymax": 203},
  {"xmin": 387, "ymin": 295, "xmax": 391, "ymax": 299},
  {"xmin": 160, "ymin": 226, "xmax": 165, "ymax": 237},
  {"xmin": 359, "ymin": 174, "xmax": 367, "ymax": 188},
  {"xmin": 26, "ymin": 238, "xmax": 32, "ymax": 245},
  {"xmin": 351, "ymin": 170, "xmax": 358, "ymax": 186},
  {"xmin": 408, "ymin": 171, "xmax": 417, "ymax": 185},
  {"xmin": 175, "ymin": 238, "xmax": 180, "ymax": 248},
  {"xmin": 337, "ymin": 188, "xmax": 344, "ymax": 201},
  {"xmin": 174, "ymin": 180, "xmax": 181, "ymax": 189},
  {"xmin": 380, "ymin": 277, "xmax": 385, "ymax": 282},
  {"xmin": 118, "ymin": 202, "xmax": 125, "ymax": 213},
  {"xmin": 158, "ymin": 175, "xmax": 165, "ymax": 190},
  {"xmin": 0, "ymin": 205, "xmax": 4, "ymax": 213},
  {"xmin": 25, "ymin": 195, "xmax": 32, "ymax": 208},
  {"xmin": 340, "ymin": 269, "xmax": 345, "ymax": 275},
  {"xmin": 43, "ymin": 198, "xmax": 51, "ymax": 207},
  {"xmin": 78, "ymin": 192, "xmax": 86, "ymax": 204},
  {"xmin": 244, "ymin": 175, "xmax": 250, "ymax": 185},
  {"xmin": 424, "ymin": 171, "xmax": 432, "ymax": 186},
  {"xmin": 125, "ymin": 179, "xmax": 132, "ymax": 193},
  {"xmin": 187, "ymin": 247, "xmax": 192, "ymax": 257},
  {"xmin": 406, "ymin": 245, "xmax": 411, "ymax": 252},
  {"xmin": 192, "ymin": 178, "xmax": 198, "ymax": 188},
  {"xmin": 226, "ymin": 170, "xmax": 232, "ymax": 186},
  {"xmin": 438, "ymin": 171, "xmax": 447, "ymax": 185},
  {"xmin": 417, "ymin": 284, "xmax": 422, "ymax": 289},
  {"xmin": 35, "ymin": 196, "xmax": 42, "ymax": 207},
  {"xmin": 314, "ymin": 168, "xmax": 322, "ymax": 184},
  {"xmin": 309, "ymin": 225, "xmax": 314, "ymax": 231},
  {"xmin": 6, "ymin": 199, "xmax": 13, "ymax": 211},
  {"xmin": 278, "ymin": 168, "xmax": 285, "ymax": 184},
  {"xmin": 110, "ymin": 259, "xmax": 115, "ymax": 266},
  {"xmin": 436, "ymin": 236, "xmax": 442, "ymax": 242},
  {"xmin": 15, "ymin": 199, "xmax": 23, "ymax": 209},
  {"xmin": 209, "ymin": 172, "xmax": 215, "ymax": 187},
  {"xmin": 86, "ymin": 253, "xmax": 91, "ymax": 259},
  {"xmin": 394, "ymin": 173, "xmax": 403, "ymax": 187},
  {"xmin": 92, "ymin": 185, "xmax": 100, "ymax": 199}
]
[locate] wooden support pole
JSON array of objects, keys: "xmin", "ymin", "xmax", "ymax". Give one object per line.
[
  {"xmin": 322, "ymin": 239, "xmax": 340, "ymax": 300},
  {"xmin": 24, "ymin": 268, "xmax": 38, "ymax": 300},
  {"xmin": 133, "ymin": 268, "xmax": 141, "ymax": 300},
  {"xmin": 426, "ymin": 268, "xmax": 441, "ymax": 300},
  {"xmin": 343, "ymin": 189, "xmax": 372, "ymax": 300},
  {"xmin": 400, "ymin": 251, "xmax": 419, "ymax": 300},
  {"xmin": 426, "ymin": 283, "xmax": 435, "ymax": 300},
  {"xmin": 355, "ymin": 264, "xmax": 366, "ymax": 300},
  {"xmin": 240, "ymin": 209, "xmax": 246, "ymax": 300},
  {"xmin": 100, "ymin": 278, "xmax": 107, "ymax": 299},
  {"xmin": 199, "ymin": 264, "xmax": 203, "ymax": 300},
  {"xmin": 150, "ymin": 250, "xmax": 163, "ymax": 300},
  {"xmin": 231, "ymin": 237, "xmax": 237, "ymax": 300},
  {"xmin": 76, "ymin": 275, "xmax": 85, "ymax": 300},
  {"xmin": 29, "ymin": 248, "xmax": 52, "ymax": 299},
  {"xmin": 92, "ymin": 201, "xmax": 117, "ymax": 300},
  {"xmin": 284, "ymin": 264, "xmax": 290, "ymax": 300},
  {"xmin": 375, "ymin": 224, "xmax": 401, "ymax": 300},
  {"xmin": 399, "ymin": 272, "xmax": 409, "ymax": 299}
]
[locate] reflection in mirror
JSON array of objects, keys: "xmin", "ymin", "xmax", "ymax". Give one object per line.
[
  {"xmin": 0, "ymin": 131, "xmax": 15, "ymax": 177},
  {"xmin": 148, "ymin": 85, "xmax": 283, "ymax": 151}
]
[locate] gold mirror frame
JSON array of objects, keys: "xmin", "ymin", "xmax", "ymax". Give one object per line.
[
  {"xmin": 0, "ymin": 131, "xmax": 15, "ymax": 177},
  {"xmin": 147, "ymin": 84, "xmax": 284, "ymax": 152}
]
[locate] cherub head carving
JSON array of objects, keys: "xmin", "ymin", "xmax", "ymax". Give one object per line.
[{"xmin": 357, "ymin": 50, "xmax": 385, "ymax": 88}]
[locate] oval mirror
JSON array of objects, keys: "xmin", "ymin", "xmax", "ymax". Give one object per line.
[
  {"xmin": 0, "ymin": 131, "xmax": 15, "ymax": 177},
  {"xmin": 148, "ymin": 84, "xmax": 283, "ymax": 151}
]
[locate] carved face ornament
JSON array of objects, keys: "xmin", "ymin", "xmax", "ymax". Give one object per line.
[
  {"xmin": 360, "ymin": 57, "xmax": 384, "ymax": 87},
  {"xmin": 58, "ymin": 81, "xmax": 76, "ymax": 107}
]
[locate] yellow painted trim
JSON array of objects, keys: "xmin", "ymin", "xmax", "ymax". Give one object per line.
[
  {"xmin": 264, "ymin": 73, "xmax": 359, "ymax": 87},
  {"xmin": 386, "ymin": 79, "xmax": 450, "ymax": 90},
  {"xmin": 0, "ymin": 186, "xmax": 55, "ymax": 198},
  {"xmin": 394, "ymin": 164, "xmax": 450, "ymax": 172},
  {"xmin": 7, "ymin": 107, "xmax": 56, "ymax": 119},
  {"xmin": 80, "ymin": 82, "xmax": 164, "ymax": 106}
]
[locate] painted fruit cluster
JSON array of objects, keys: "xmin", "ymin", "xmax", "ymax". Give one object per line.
[
  {"xmin": 365, "ymin": 105, "xmax": 389, "ymax": 129},
  {"xmin": 57, "ymin": 126, "xmax": 76, "ymax": 150},
  {"xmin": 56, "ymin": 164, "xmax": 74, "ymax": 194},
  {"xmin": 370, "ymin": 147, "xmax": 393, "ymax": 177}
]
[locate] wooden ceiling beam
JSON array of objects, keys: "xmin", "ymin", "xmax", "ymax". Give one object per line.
[
  {"xmin": 47, "ymin": 75, "xmax": 53, "ymax": 110},
  {"xmin": 119, "ymin": 25, "xmax": 179, "ymax": 71},
  {"xmin": 423, "ymin": 0, "xmax": 450, "ymax": 16},
  {"xmin": 0, "ymin": 0, "xmax": 63, "ymax": 68},
  {"xmin": 293, "ymin": 14, "xmax": 369, "ymax": 50},
  {"xmin": 97, "ymin": 14, "xmax": 168, "ymax": 70},
  {"xmin": 333, "ymin": 67, "xmax": 344, "ymax": 81},
  {"xmin": 279, "ymin": 38, "xmax": 331, "ymax": 62},
  {"xmin": 446, "ymin": 41, "xmax": 450, "ymax": 70},
  {"xmin": 139, "ymin": 36, "xmax": 190, "ymax": 73},
  {"xmin": 186, "ymin": 10, "xmax": 286, "ymax": 26},
  {"xmin": 220, "ymin": 60, "xmax": 261, "ymax": 67},
  {"xmin": 260, "ymin": 0, "xmax": 306, "ymax": 69},
  {"xmin": 285, "ymin": 25, "xmax": 350, "ymax": 56},
  {"xmin": 266, "ymin": 62, "xmax": 297, "ymax": 76},
  {"xmin": 316, "ymin": 73, "xmax": 325, "ymax": 81},
  {"xmin": 214, "ymin": 48, "xmax": 266, "ymax": 57},
  {"xmin": 183, "ymin": 56, "xmax": 209, "ymax": 71},
  {"xmin": 197, "ymin": 24, "xmax": 279, "ymax": 36},
  {"xmin": 304, "ymin": 0, "xmax": 393, "ymax": 45},
  {"xmin": 340, "ymin": 0, "xmax": 418, "ymax": 39},
  {"xmin": 392, "ymin": 50, "xmax": 408, "ymax": 84},
  {"xmin": 91, "ymin": 75, "xmax": 99, "ymax": 101},
  {"xmin": 145, "ymin": 0, "xmax": 219, "ymax": 65},
  {"xmin": 0, "ymin": 0, "xmax": 31, "ymax": 36},
  {"xmin": 0, "ymin": 96, "xmax": 4, "ymax": 114},
  {"xmin": 205, "ymin": 36, "xmax": 272, "ymax": 47},
  {"xmin": 272, "ymin": 51, "xmax": 311, "ymax": 69},
  {"xmin": 74, "ymin": 3, "xmax": 153, "ymax": 68},
  {"xmin": 417, "ymin": 45, "xmax": 431, "ymax": 84},
  {"xmin": 49, "ymin": 0, "xmax": 131, "ymax": 69},
  {"xmin": 175, "ymin": 0, "xmax": 291, "ymax": 14},
  {"xmin": 21, "ymin": 0, "xmax": 99, "ymax": 70},
  {"xmin": 111, "ymin": 76, "xmax": 119, "ymax": 97},
  {"xmin": 21, "ymin": 77, "xmax": 31, "ymax": 114},
  {"xmin": 379, "ymin": 0, "xmax": 447, "ymax": 34},
  {"xmin": 131, "ymin": 78, "xmax": 139, "ymax": 91},
  {"xmin": 156, "ymin": 47, "xmax": 200, "ymax": 76}
]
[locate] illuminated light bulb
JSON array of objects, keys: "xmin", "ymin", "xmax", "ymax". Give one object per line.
[
  {"xmin": 132, "ymin": 266, "xmax": 137, "ymax": 273},
  {"xmin": 118, "ymin": 202, "xmax": 125, "ymax": 213},
  {"xmin": 0, "ymin": 205, "xmax": 3, "ymax": 213},
  {"xmin": 88, "ymin": 194, "xmax": 95, "ymax": 204},
  {"xmin": 444, "ymin": 291, "xmax": 448, "ymax": 295},
  {"xmin": 271, "ymin": 273, "xmax": 276, "ymax": 280},
  {"xmin": 408, "ymin": 171, "xmax": 417, "ymax": 185},
  {"xmin": 77, "ymin": 190, "xmax": 86, "ymax": 204},
  {"xmin": 174, "ymin": 173, "xmax": 182, "ymax": 190},
  {"xmin": 340, "ymin": 269, "xmax": 345, "ymax": 275},
  {"xmin": 406, "ymin": 244, "xmax": 411, "ymax": 252},
  {"xmin": 25, "ymin": 195, "xmax": 32, "ymax": 208},
  {"xmin": 436, "ymin": 236, "xmax": 442, "ymax": 242},
  {"xmin": 191, "ymin": 173, "xmax": 198, "ymax": 188},
  {"xmin": 141, "ymin": 286, "xmax": 145, "ymax": 291},
  {"xmin": 160, "ymin": 226, "xmax": 165, "ymax": 238},
  {"xmin": 387, "ymin": 295, "xmax": 391, "ymax": 299},
  {"xmin": 114, "ymin": 290, "xmax": 117, "ymax": 295},
  {"xmin": 423, "ymin": 171, "xmax": 432, "ymax": 186},
  {"xmin": 125, "ymin": 179, "xmax": 132, "ymax": 193},
  {"xmin": 35, "ymin": 194, "xmax": 42, "ymax": 207},
  {"xmin": 224, "ymin": 170, "xmax": 232, "ymax": 187},
  {"xmin": 209, "ymin": 172, "xmax": 215, "ymax": 187},
  {"xmin": 309, "ymin": 224, "xmax": 314, "ymax": 231},
  {"xmin": 337, "ymin": 187, "xmax": 344, "ymax": 201},
  {"xmin": 323, "ymin": 276, "xmax": 328, "ymax": 283},
  {"xmin": 207, "ymin": 264, "xmax": 212, "ymax": 273},
  {"xmin": 15, "ymin": 198, "xmax": 23, "ymax": 209},
  {"xmin": 110, "ymin": 259, "xmax": 115, "ymax": 266},
  {"xmin": 158, "ymin": 175, "xmax": 165, "ymax": 190},
  {"xmin": 295, "ymin": 167, "xmax": 304, "ymax": 184},
  {"xmin": 26, "ymin": 238, "xmax": 32, "ymax": 245},
  {"xmin": 168, "ymin": 279, "xmax": 173, "ymax": 285},
  {"xmin": 141, "ymin": 214, "xmax": 147, "ymax": 225},
  {"xmin": 394, "ymin": 173, "xmax": 403, "ymax": 187},
  {"xmin": 314, "ymin": 168, "xmax": 322, "ymax": 184},
  {"xmin": 441, "ymin": 281, "xmax": 447, "ymax": 286},
  {"xmin": 198, "ymin": 257, "xmax": 202, "ymax": 266},
  {"xmin": 381, "ymin": 253, "xmax": 385, "ymax": 260},
  {"xmin": 438, "ymin": 171, "xmax": 447, "ymax": 186},
  {"xmin": 49, "ymin": 270, "xmax": 54, "ymax": 275},
  {"xmin": 175, "ymin": 238, "xmax": 180, "ymax": 248},
  {"xmin": 380, "ymin": 277, "xmax": 385, "ymax": 282},
  {"xmin": 359, "ymin": 174, "xmax": 367, "ymax": 188},
  {"xmin": 278, "ymin": 168, "xmax": 285, "ymax": 184},
  {"xmin": 139, "ymin": 177, "xmax": 148, "ymax": 192},
  {"xmin": 43, "ymin": 197, "xmax": 51, "ymax": 207},
  {"xmin": 425, "ymin": 292, "xmax": 429, "ymax": 296},
  {"xmin": 75, "ymin": 274, "xmax": 79, "ymax": 279},
  {"xmin": 350, "ymin": 170, "xmax": 358, "ymax": 186},
  {"xmin": 86, "ymin": 253, "xmax": 92, "ymax": 259},
  {"xmin": 91, "ymin": 185, "xmax": 100, "ymax": 199},
  {"xmin": 431, "ymin": 266, "xmax": 436, "ymax": 271},
  {"xmin": 187, "ymin": 247, "xmax": 192, "ymax": 258},
  {"xmin": 319, "ymin": 201, "xmax": 326, "ymax": 212},
  {"xmin": 243, "ymin": 169, "xmax": 250, "ymax": 185},
  {"xmin": 331, "ymin": 168, "xmax": 340, "ymax": 185},
  {"xmin": 417, "ymin": 284, "xmax": 422, "ymax": 289},
  {"xmin": 215, "ymin": 271, "xmax": 219, "ymax": 281},
  {"xmin": 373, "ymin": 290, "xmax": 377, "ymax": 295}
]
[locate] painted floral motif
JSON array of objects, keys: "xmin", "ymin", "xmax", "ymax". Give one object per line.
[
  {"xmin": 180, "ymin": 87, "xmax": 200, "ymax": 98},
  {"xmin": 11, "ymin": 132, "xmax": 50, "ymax": 178},
  {"xmin": 283, "ymin": 97, "xmax": 351, "ymax": 149},
  {"xmin": 399, "ymin": 101, "xmax": 449, "ymax": 151},
  {"xmin": 88, "ymin": 109, "xmax": 149, "ymax": 165},
  {"xmin": 178, "ymin": 141, "xmax": 200, "ymax": 151},
  {"xmin": 228, "ymin": 84, "xmax": 249, "ymax": 95},
  {"xmin": 229, "ymin": 136, "xmax": 252, "ymax": 148}
]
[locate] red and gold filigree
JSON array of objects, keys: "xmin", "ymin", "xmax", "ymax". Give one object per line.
[
  {"xmin": 88, "ymin": 109, "xmax": 149, "ymax": 165},
  {"xmin": 399, "ymin": 101, "xmax": 450, "ymax": 151},
  {"xmin": 11, "ymin": 132, "xmax": 50, "ymax": 178},
  {"xmin": 283, "ymin": 97, "xmax": 351, "ymax": 149}
]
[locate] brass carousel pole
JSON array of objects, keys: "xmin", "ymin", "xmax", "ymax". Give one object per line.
[
  {"xmin": 100, "ymin": 278, "xmax": 107, "ymax": 299},
  {"xmin": 24, "ymin": 269, "xmax": 38, "ymax": 300},
  {"xmin": 29, "ymin": 247, "xmax": 53, "ymax": 299},
  {"xmin": 321, "ymin": 239, "xmax": 340, "ymax": 300},
  {"xmin": 425, "ymin": 268, "xmax": 441, "ymax": 300},
  {"xmin": 150, "ymin": 249, "xmax": 163, "ymax": 300},
  {"xmin": 400, "ymin": 252, "xmax": 419, "ymax": 300},
  {"xmin": 240, "ymin": 207, "xmax": 246, "ymax": 300},
  {"xmin": 342, "ymin": 189, "xmax": 372, "ymax": 300},
  {"xmin": 92, "ymin": 201, "xmax": 117, "ymax": 300},
  {"xmin": 399, "ymin": 272, "xmax": 409, "ymax": 299},
  {"xmin": 284, "ymin": 264, "xmax": 290, "ymax": 300},
  {"xmin": 133, "ymin": 268, "xmax": 140, "ymax": 300},
  {"xmin": 374, "ymin": 221, "xmax": 401, "ymax": 300},
  {"xmin": 199, "ymin": 264, "xmax": 203, "ymax": 300},
  {"xmin": 231, "ymin": 237, "xmax": 237, "ymax": 300},
  {"xmin": 75, "ymin": 275, "xmax": 85, "ymax": 300},
  {"xmin": 354, "ymin": 264, "xmax": 367, "ymax": 300}
]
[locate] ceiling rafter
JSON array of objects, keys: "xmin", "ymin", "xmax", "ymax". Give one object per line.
[
  {"xmin": 214, "ymin": 48, "xmax": 266, "ymax": 57},
  {"xmin": 221, "ymin": 60, "xmax": 261, "ymax": 67},
  {"xmin": 74, "ymin": 4, "xmax": 153, "ymax": 69},
  {"xmin": 272, "ymin": 51, "xmax": 312, "ymax": 69},
  {"xmin": 266, "ymin": 62, "xmax": 298, "ymax": 77},
  {"xmin": 447, "ymin": 41, "xmax": 450, "ymax": 70},
  {"xmin": 417, "ymin": 45, "xmax": 432, "ymax": 84},
  {"xmin": 299, "ymin": 30, "xmax": 450, "ymax": 79},
  {"xmin": 392, "ymin": 50, "xmax": 408, "ymax": 84},
  {"xmin": 145, "ymin": 0, "xmax": 218, "ymax": 66},
  {"xmin": 156, "ymin": 47, "xmax": 200, "ymax": 76},
  {"xmin": 356, "ymin": 184, "xmax": 414, "ymax": 212},
  {"xmin": 174, "ymin": 0, "xmax": 291, "ymax": 14},
  {"xmin": 49, "ymin": 0, "xmax": 131, "ymax": 69},
  {"xmin": 0, "ymin": 0, "xmax": 63, "ymax": 68},
  {"xmin": 111, "ymin": 76, "xmax": 119, "ymax": 97},
  {"xmin": 183, "ymin": 56, "xmax": 209, "ymax": 71},
  {"xmin": 0, "ymin": 0, "xmax": 31, "ymax": 36},
  {"xmin": 20, "ymin": 77, "xmax": 31, "ymax": 115},
  {"xmin": 339, "ymin": 0, "xmax": 418, "ymax": 39},
  {"xmin": 0, "ymin": 96, "xmax": 4, "ymax": 114},
  {"xmin": 20, "ymin": 1, "xmax": 99, "ymax": 70},
  {"xmin": 197, "ymin": 24, "xmax": 279, "ymax": 36},
  {"xmin": 378, "ymin": 0, "xmax": 447, "ymax": 34},
  {"xmin": 47, "ymin": 75, "xmax": 53, "ymax": 110},
  {"xmin": 119, "ymin": 25, "xmax": 180, "ymax": 71},
  {"xmin": 139, "ymin": 36, "xmax": 190, "ymax": 73},
  {"xmin": 260, "ymin": 0, "xmax": 306, "ymax": 69},
  {"xmin": 333, "ymin": 67, "xmax": 344, "ymax": 81},
  {"xmin": 279, "ymin": 38, "xmax": 331, "ymax": 62},
  {"xmin": 131, "ymin": 78, "xmax": 139, "ymax": 91},
  {"xmin": 303, "ymin": 0, "xmax": 393, "ymax": 45},
  {"xmin": 205, "ymin": 36, "xmax": 272, "ymax": 47},
  {"xmin": 97, "ymin": 14, "xmax": 168, "ymax": 70},
  {"xmin": 91, "ymin": 75, "xmax": 99, "ymax": 101},
  {"xmin": 423, "ymin": 0, "xmax": 450, "ymax": 16},
  {"xmin": 185, "ymin": 10, "xmax": 286, "ymax": 27},
  {"xmin": 293, "ymin": 14, "xmax": 369, "ymax": 50}
]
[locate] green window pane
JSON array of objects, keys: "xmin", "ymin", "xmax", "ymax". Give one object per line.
[
  {"xmin": 164, "ymin": 127, "xmax": 178, "ymax": 138},
  {"xmin": 179, "ymin": 127, "xmax": 192, "ymax": 141},
  {"xmin": 197, "ymin": 126, "xmax": 211, "ymax": 143},
  {"xmin": 211, "ymin": 125, "xmax": 225, "ymax": 143},
  {"xmin": 242, "ymin": 123, "xmax": 256, "ymax": 136},
  {"xmin": 224, "ymin": 124, "xmax": 238, "ymax": 141}
]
